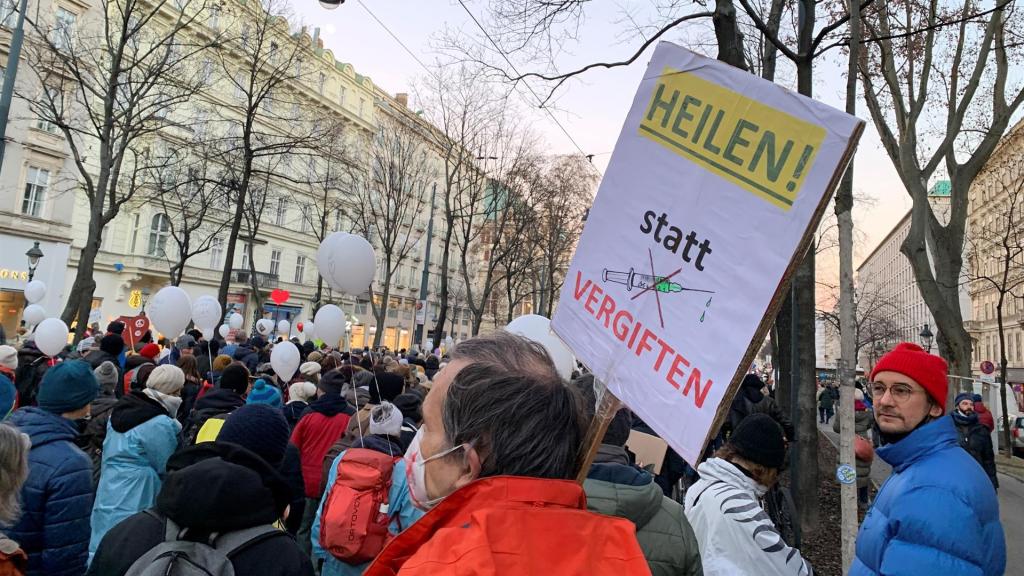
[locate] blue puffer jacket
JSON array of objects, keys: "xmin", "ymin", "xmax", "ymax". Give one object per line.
[
  {"xmin": 851, "ymin": 416, "xmax": 1005, "ymax": 576},
  {"xmin": 6, "ymin": 407, "xmax": 94, "ymax": 576}
]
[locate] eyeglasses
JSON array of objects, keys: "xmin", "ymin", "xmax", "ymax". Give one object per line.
[{"xmin": 869, "ymin": 382, "xmax": 920, "ymax": 404}]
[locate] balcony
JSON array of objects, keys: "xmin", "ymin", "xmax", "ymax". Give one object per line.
[{"xmin": 232, "ymin": 269, "xmax": 279, "ymax": 291}]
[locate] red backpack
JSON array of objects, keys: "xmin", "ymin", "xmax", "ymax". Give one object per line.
[{"xmin": 319, "ymin": 448, "xmax": 400, "ymax": 563}]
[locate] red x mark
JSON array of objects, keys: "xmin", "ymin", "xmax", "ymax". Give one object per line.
[{"xmin": 630, "ymin": 248, "xmax": 682, "ymax": 329}]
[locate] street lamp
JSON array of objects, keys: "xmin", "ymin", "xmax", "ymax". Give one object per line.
[
  {"xmin": 140, "ymin": 288, "xmax": 151, "ymax": 314},
  {"xmin": 25, "ymin": 242, "xmax": 43, "ymax": 283},
  {"xmin": 919, "ymin": 323, "xmax": 934, "ymax": 353}
]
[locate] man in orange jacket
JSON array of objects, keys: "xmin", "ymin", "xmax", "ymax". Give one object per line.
[{"xmin": 364, "ymin": 332, "xmax": 650, "ymax": 576}]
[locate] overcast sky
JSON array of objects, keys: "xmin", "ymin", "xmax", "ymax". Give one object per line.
[{"xmin": 294, "ymin": 0, "xmax": 916, "ymax": 273}]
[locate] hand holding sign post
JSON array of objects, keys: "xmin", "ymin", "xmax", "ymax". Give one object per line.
[{"xmin": 552, "ymin": 43, "xmax": 863, "ymax": 472}]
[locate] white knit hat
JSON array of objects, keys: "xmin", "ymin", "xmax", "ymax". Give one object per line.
[
  {"xmin": 369, "ymin": 402, "xmax": 403, "ymax": 437},
  {"xmin": 146, "ymin": 365, "xmax": 184, "ymax": 396},
  {"xmin": 299, "ymin": 361, "xmax": 321, "ymax": 376},
  {"xmin": 0, "ymin": 345, "xmax": 17, "ymax": 371},
  {"xmin": 288, "ymin": 381, "xmax": 317, "ymax": 403}
]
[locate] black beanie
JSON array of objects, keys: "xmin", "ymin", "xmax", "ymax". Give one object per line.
[
  {"xmin": 218, "ymin": 404, "xmax": 290, "ymax": 467},
  {"xmin": 369, "ymin": 372, "xmax": 405, "ymax": 404},
  {"xmin": 219, "ymin": 364, "xmax": 250, "ymax": 395},
  {"xmin": 741, "ymin": 373, "xmax": 765, "ymax": 389},
  {"xmin": 392, "ymin": 393, "xmax": 422, "ymax": 424},
  {"xmin": 729, "ymin": 413, "xmax": 786, "ymax": 469},
  {"xmin": 100, "ymin": 334, "xmax": 125, "ymax": 356}
]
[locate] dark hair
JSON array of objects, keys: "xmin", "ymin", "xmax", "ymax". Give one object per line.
[
  {"xmin": 220, "ymin": 364, "xmax": 250, "ymax": 395},
  {"xmin": 443, "ymin": 332, "xmax": 586, "ymax": 480}
]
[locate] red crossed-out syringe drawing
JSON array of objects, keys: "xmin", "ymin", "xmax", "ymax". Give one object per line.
[{"xmin": 601, "ymin": 248, "xmax": 714, "ymax": 329}]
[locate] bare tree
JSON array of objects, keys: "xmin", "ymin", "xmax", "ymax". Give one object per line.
[
  {"xmin": 147, "ymin": 144, "xmax": 232, "ymax": 285},
  {"xmin": 21, "ymin": 0, "xmax": 218, "ymax": 339},
  {"xmin": 351, "ymin": 117, "xmax": 432, "ymax": 348},
  {"xmin": 210, "ymin": 0, "xmax": 326, "ymax": 314},
  {"xmin": 858, "ymin": 0, "xmax": 1024, "ymax": 384},
  {"xmin": 966, "ymin": 153, "xmax": 1024, "ymax": 456},
  {"xmin": 820, "ymin": 283, "xmax": 907, "ymax": 372}
]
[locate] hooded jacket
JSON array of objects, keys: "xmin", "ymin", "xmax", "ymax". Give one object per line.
[
  {"xmin": 13, "ymin": 343, "xmax": 50, "ymax": 408},
  {"xmin": 181, "ymin": 387, "xmax": 245, "ymax": 445},
  {"xmin": 313, "ymin": 436, "xmax": 424, "ymax": 576},
  {"xmin": 685, "ymin": 458, "xmax": 813, "ymax": 576},
  {"xmin": 87, "ymin": 442, "xmax": 314, "ymax": 576},
  {"xmin": 585, "ymin": 460, "xmax": 702, "ymax": 576},
  {"xmin": 290, "ymin": 394, "xmax": 355, "ymax": 498},
  {"xmin": 6, "ymin": 407, "xmax": 93, "ymax": 576},
  {"xmin": 727, "ymin": 378, "xmax": 795, "ymax": 440},
  {"xmin": 974, "ymin": 401, "xmax": 995, "ymax": 432},
  {"xmin": 850, "ymin": 416, "xmax": 1005, "ymax": 576},
  {"xmin": 233, "ymin": 344, "xmax": 260, "ymax": 373},
  {"xmin": 363, "ymin": 475, "xmax": 650, "ymax": 576},
  {"xmin": 88, "ymin": 391, "xmax": 181, "ymax": 559}
]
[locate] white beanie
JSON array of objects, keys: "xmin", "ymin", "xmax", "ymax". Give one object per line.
[
  {"xmin": 0, "ymin": 345, "xmax": 17, "ymax": 371},
  {"xmin": 288, "ymin": 381, "xmax": 317, "ymax": 403},
  {"xmin": 146, "ymin": 364, "xmax": 185, "ymax": 396},
  {"xmin": 299, "ymin": 361, "xmax": 321, "ymax": 376},
  {"xmin": 369, "ymin": 402, "xmax": 403, "ymax": 437},
  {"xmin": 854, "ymin": 388, "xmax": 864, "ymax": 402}
]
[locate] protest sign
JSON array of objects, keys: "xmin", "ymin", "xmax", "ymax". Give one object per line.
[
  {"xmin": 552, "ymin": 42, "xmax": 864, "ymax": 466},
  {"xmin": 117, "ymin": 314, "xmax": 150, "ymax": 350}
]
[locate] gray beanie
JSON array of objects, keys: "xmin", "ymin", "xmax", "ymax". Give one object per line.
[{"xmin": 93, "ymin": 361, "xmax": 119, "ymax": 394}]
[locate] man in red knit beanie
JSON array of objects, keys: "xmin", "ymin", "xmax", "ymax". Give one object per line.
[{"xmin": 850, "ymin": 342, "xmax": 1005, "ymax": 576}]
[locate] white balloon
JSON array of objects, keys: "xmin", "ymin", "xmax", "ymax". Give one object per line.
[
  {"xmin": 23, "ymin": 280, "xmax": 46, "ymax": 304},
  {"xmin": 201, "ymin": 326, "xmax": 214, "ymax": 341},
  {"xmin": 270, "ymin": 341, "xmax": 300, "ymax": 382},
  {"xmin": 318, "ymin": 233, "xmax": 376, "ymax": 296},
  {"xmin": 228, "ymin": 312, "xmax": 244, "ymax": 330},
  {"xmin": 34, "ymin": 318, "xmax": 68, "ymax": 357},
  {"xmin": 304, "ymin": 321, "xmax": 316, "ymax": 340},
  {"xmin": 191, "ymin": 295, "xmax": 222, "ymax": 330},
  {"xmin": 218, "ymin": 324, "xmax": 230, "ymax": 339},
  {"xmin": 538, "ymin": 333, "xmax": 575, "ymax": 381},
  {"xmin": 148, "ymin": 286, "xmax": 192, "ymax": 337},
  {"xmin": 256, "ymin": 319, "xmax": 274, "ymax": 336},
  {"xmin": 277, "ymin": 320, "xmax": 290, "ymax": 336},
  {"xmin": 505, "ymin": 314, "xmax": 551, "ymax": 341},
  {"xmin": 22, "ymin": 304, "xmax": 46, "ymax": 326},
  {"xmin": 444, "ymin": 335, "xmax": 454, "ymax": 347},
  {"xmin": 313, "ymin": 305, "xmax": 345, "ymax": 347}
]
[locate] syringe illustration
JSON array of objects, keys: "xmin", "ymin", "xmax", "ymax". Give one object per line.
[{"xmin": 602, "ymin": 267, "xmax": 714, "ymax": 294}]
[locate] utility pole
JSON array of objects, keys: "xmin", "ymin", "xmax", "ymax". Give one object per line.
[
  {"xmin": 413, "ymin": 182, "xmax": 437, "ymax": 349},
  {"xmin": 0, "ymin": 0, "xmax": 30, "ymax": 176}
]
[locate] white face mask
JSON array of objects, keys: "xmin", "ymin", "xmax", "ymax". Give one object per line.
[{"xmin": 403, "ymin": 426, "xmax": 468, "ymax": 511}]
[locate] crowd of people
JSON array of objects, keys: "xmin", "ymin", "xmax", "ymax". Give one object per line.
[{"xmin": 0, "ymin": 320, "xmax": 1009, "ymax": 575}]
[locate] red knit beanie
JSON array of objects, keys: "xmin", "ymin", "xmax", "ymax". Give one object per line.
[
  {"xmin": 870, "ymin": 342, "xmax": 948, "ymax": 411},
  {"xmin": 139, "ymin": 343, "xmax": 161, "ymax": 360}
]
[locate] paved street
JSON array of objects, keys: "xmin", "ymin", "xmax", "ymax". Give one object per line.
[{"xmin": 818, "ymin": 420, "xmax": 1024, "ymax": 569}]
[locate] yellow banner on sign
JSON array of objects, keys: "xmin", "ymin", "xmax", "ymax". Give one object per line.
[
  {"xmin": 129, "ymin": 289, "xmax": 142, "ymax": 309},
  {"xmin": 639, "ymin": 67, "xmax": 826, "ymax": 211}
]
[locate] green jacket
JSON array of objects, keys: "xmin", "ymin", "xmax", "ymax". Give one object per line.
[{"xmin": 585, "ymin": 461, "xmax": 703, "ymax": 576}]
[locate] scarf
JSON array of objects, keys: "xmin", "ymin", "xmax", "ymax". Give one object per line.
[
  {"xmin": 951, "ymin": 409, "xmax": 979, "ymax": 427},
  {"xmin": 144, "ymin": 388, "xmax": 182, "ymax": 419}
]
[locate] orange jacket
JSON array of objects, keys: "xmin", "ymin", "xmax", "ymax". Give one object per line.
[{"xmin": 364, "ymin": 475, "xmax": 651, "ymax": 576}]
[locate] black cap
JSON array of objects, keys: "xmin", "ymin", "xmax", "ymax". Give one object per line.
[{"xmin": 729, "ymin": 413, "xmax": 786, "ymax": 469}]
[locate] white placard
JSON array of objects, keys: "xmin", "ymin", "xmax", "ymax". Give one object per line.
[{"xmin": 552, "ymin": 42, "xmax": 863, "ymax": 465}]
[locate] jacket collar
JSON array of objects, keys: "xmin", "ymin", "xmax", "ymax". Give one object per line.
[
  {"xmin": 593, "ymin": 444, "xmax": 631, "ymax": 466},
  {"xmin": 369, "ymin": 476, "xmax": 586, "ymax": 572},
  {"xmin": 876, "ymin": 414, "xmax": 958, "ymax": 473},
  {"xmin": 695, "ymin": 457, "xmax": 768, "ymax": 498}
]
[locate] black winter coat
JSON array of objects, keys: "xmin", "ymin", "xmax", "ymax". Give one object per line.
[
  {"xmin": 954, "ymin": 413, "xmax": 999, "ymax": 489},
  {"xmin": 87, "ymin": 442, "xmax": 314, "ymax": 576},
  {"xmin": 14, "ymin": 343, "xmax": 50, "ymax": 407}
]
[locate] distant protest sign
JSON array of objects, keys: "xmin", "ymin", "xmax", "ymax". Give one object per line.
[{"xmin": 552, "ymin": 42, "xmax": 863, "ymax": 465}]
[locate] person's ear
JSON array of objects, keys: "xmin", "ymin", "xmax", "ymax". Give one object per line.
[
  {"xmin": 929, "ymin": 402, "xmax": 945, "ymax": 418},
  {"xmin": 452, "ymin": 445, "xmax": 481, "ymax": 491}
]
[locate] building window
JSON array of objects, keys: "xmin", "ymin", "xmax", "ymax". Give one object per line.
[
  {"xmin": 293, "ymin": 255, "xmax": 306, "ymax": 283},
  {"xmin": 294, "ymin": 60, "xmax": 302, "ymax": 78},
  {"xmin": 22, "ymin": 167, "xmax": 49, "ymax": 217},
  {"xmin": 275, "ymin": 197, "xmax": 287, "ymax": 226},
  {"xmin": 269, "ymin": 249, "xmax": 281, "ymax": 277},
  {"xmin": 339, "ymin": 86, "xmax": 346, "ymax": 107},
  {"xmin": 52, "ymin": 7, "xmax": 75, "ymax": 52},
  {"xmin": 129, "ymin": 213, "xmax": 140, "ymax": 253},
  {"xmin": 208, "ymin": 4, "xmax": 220, "ymax": 29},
  {"xmin": 35, "ymin": 87, "xmax": 59, "ymax": 133},
  {"xmin": 359, "ymin": 98, "xmax": 365, "ymax": 116},
  {"xmin": 210, "ymin": 237, "xmax": 223, "ymax": 269},
  {"xmin": 147, "ymin": 213, "xmax": 171, "ymax": 257},
  {"xmin": 200, "ymin": 58, "xmax": 214, "ymax": 83},
  {"xmin": 299, "ymin": 204, "xmax": 311, "ymax": 233},
  {"xmin": 0, "ymin": 0, "xmax": 15, "ymax": 27},
  {"xmin": 233, "ymin": 73, "xmax": 245, "ymax": 100},
  {"xmin": 318, "ymin": 72, "xmax": 326, "ymax": 95}
]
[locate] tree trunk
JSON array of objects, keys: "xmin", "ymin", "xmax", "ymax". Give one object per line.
[
  {"xmin": 62, "ymin": 208, "xmax": 103, "ymax": 342},
  {"xmin": 713, "ymin": 0, "xmax": 747, "ymax": 70},
  {"xmin": 432, "ymin": 222, "xmax": 454, "ymax": 351},
  {"xmin": 837, "ymin": 0, "xmax": 860, "ymax": 563},
  {"xmin": 217, "ymin": 160, "xmax": 252, "ymax": 315},
  {"xmin": 998, "ymin": 302, "xmax": 1013, "ymax": 456}
]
